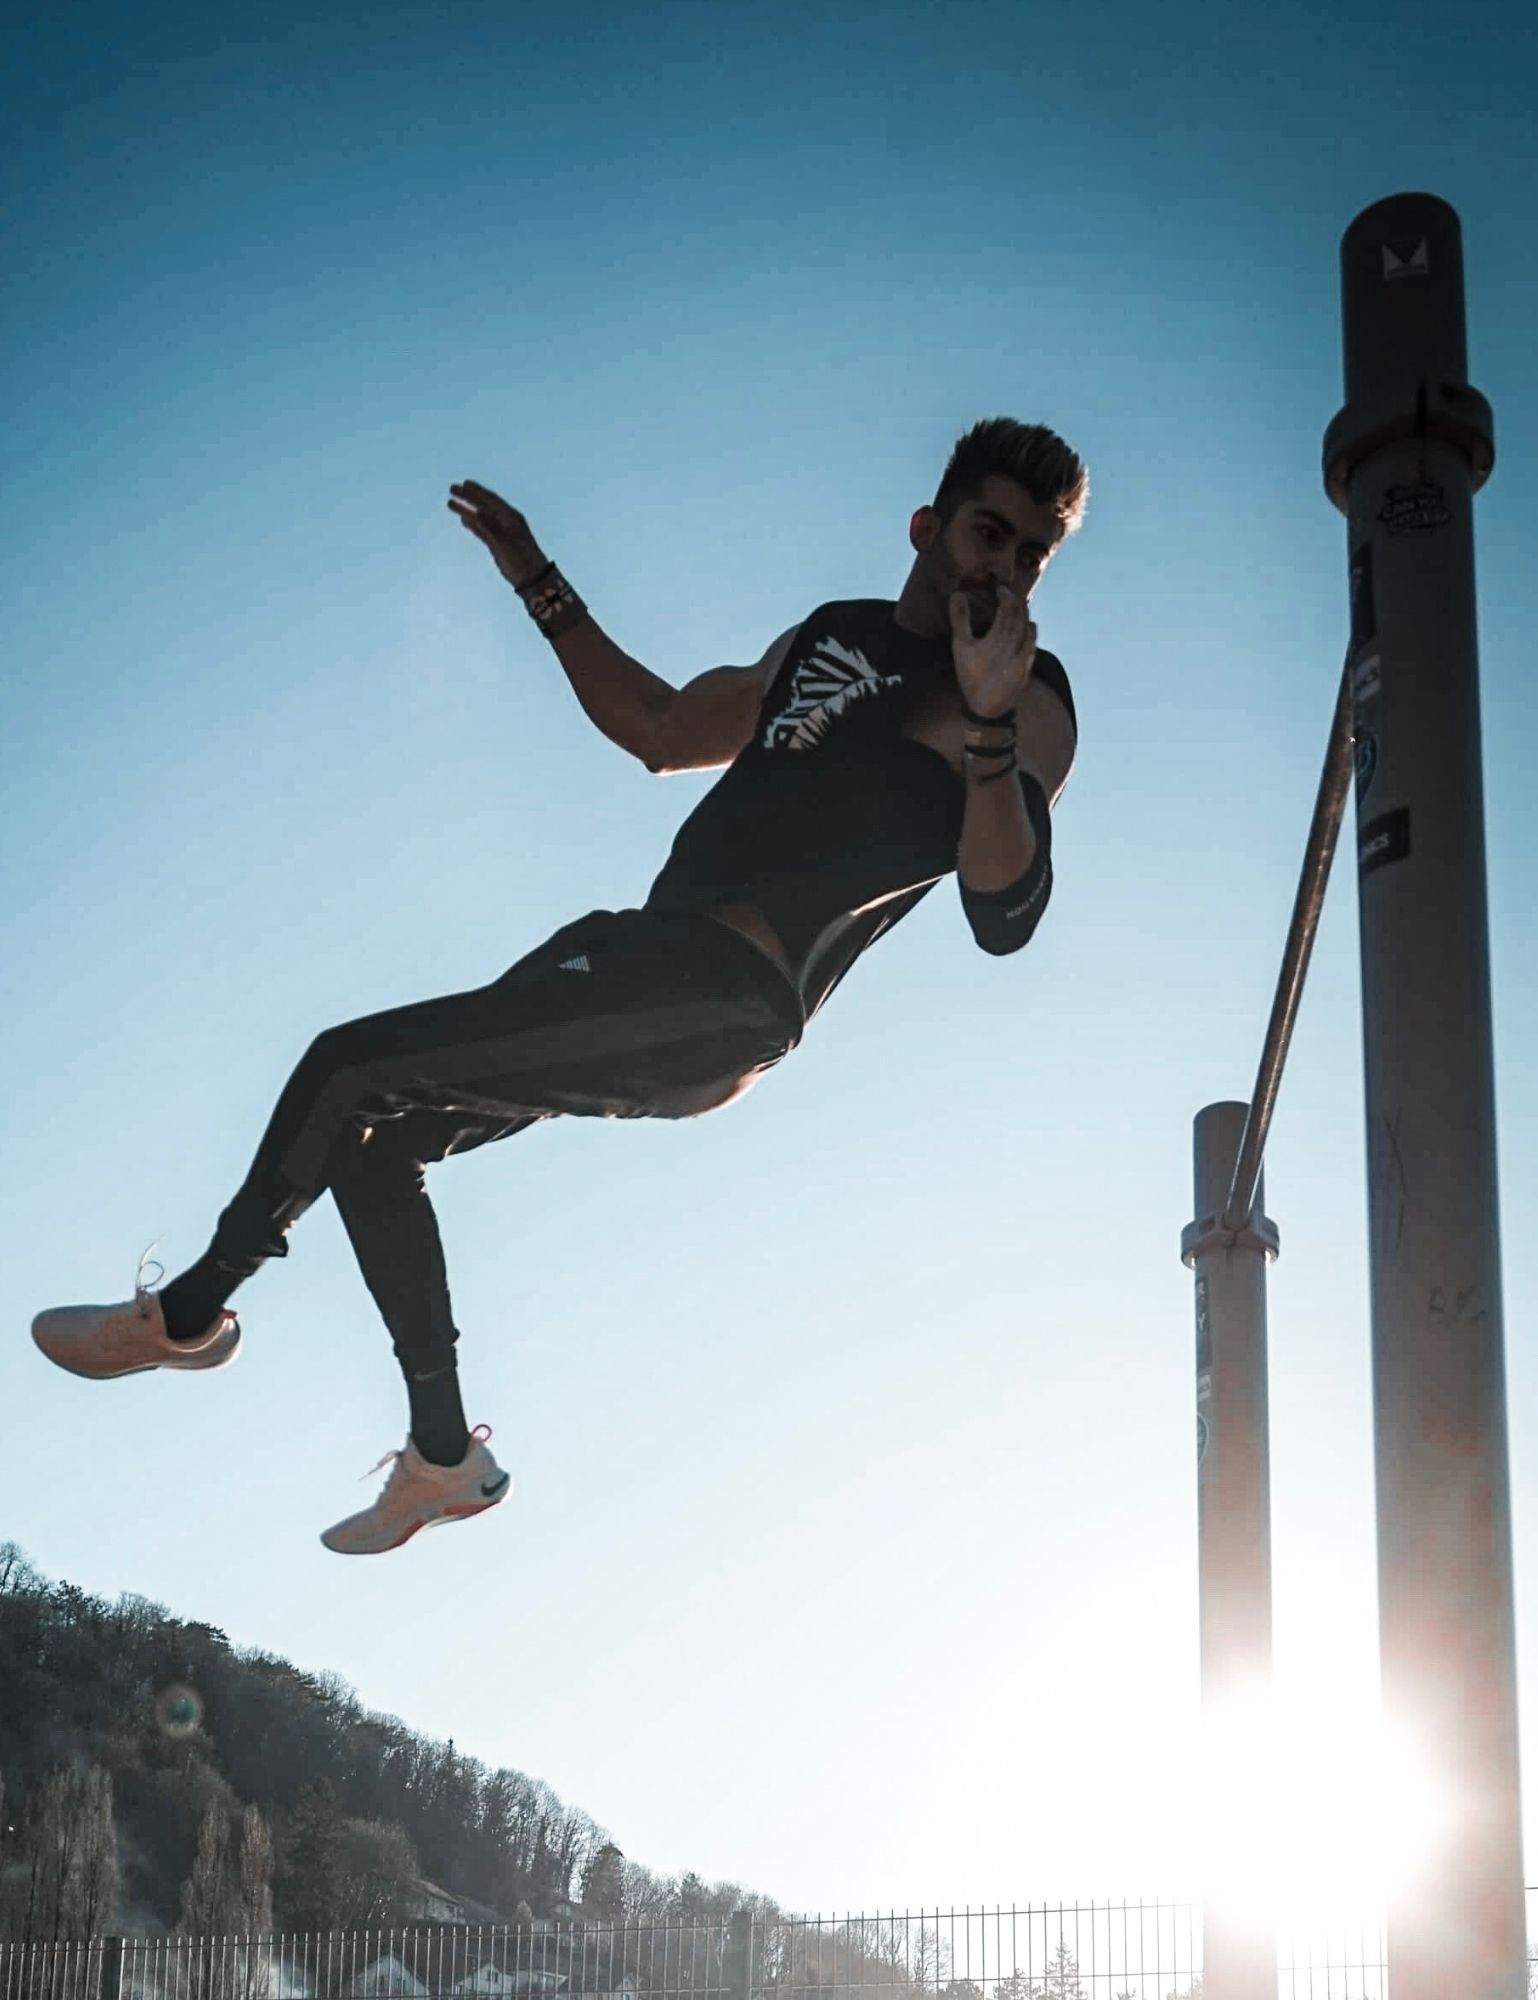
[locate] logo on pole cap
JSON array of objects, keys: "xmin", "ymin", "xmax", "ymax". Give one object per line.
[{"xmin": 1381, "ymin": 238, "xmax": 1429, "ymax": 282}]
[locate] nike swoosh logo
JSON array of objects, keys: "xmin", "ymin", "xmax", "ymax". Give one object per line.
[{"xmin": 480, "ymin": 1473, "xmax": 511, "ymax": 1500}]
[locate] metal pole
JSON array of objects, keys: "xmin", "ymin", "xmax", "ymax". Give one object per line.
[
  {"xmin": 1323, "ymin": 191, "xmax": 1524, "ymax": 1996},
  {"xmin": 721, "ymin": 1911, "xmax": 753, "ymax": 2000},
  {"xmin": 1221, "ymin": 658, "xmax": 1355, "ymax": 1232},
  {"xmin": 1181, "ymin": 1101, "xmax": 1279, "ymax": 2000}
]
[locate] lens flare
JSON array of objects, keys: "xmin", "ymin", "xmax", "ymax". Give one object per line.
[{"xmin": 154, "ymin": 1682, "xmax": 205, "ymax": 1738}]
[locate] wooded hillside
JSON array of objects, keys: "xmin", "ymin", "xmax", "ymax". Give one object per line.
[{"xmin": 0, "ymin": 1544, "xmax": 780, "ymax": 1939}]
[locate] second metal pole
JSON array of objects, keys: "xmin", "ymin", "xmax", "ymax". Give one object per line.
[{"xmin": 1183, "ymin": 1100, "xmax": 1280, "ymax": 2000}]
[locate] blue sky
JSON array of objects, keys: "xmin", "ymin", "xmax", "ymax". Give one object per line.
[{"xmin": 5, "ymin": 0, "xmax": 1538, "ymax": 1924}]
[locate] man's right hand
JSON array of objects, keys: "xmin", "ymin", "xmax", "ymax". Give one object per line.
[{"xmin": 448, "ymin": 480, "xmax": 550, "ymax": 590}]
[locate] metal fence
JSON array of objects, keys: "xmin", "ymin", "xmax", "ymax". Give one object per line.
[
  {"xmin": 3, "ymin": 1904, "xmax": 1537, "ymax": 2000},
  {"xmin": 0, "ymin": 1903, "xmax": 1351, "ymax": 2000}
]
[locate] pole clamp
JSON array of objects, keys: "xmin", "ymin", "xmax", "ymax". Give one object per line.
[
  {"xmin": 1181, "ymin": 1210, "xmax": 1280, "ymax": 1269},
  {"xmin": 1323, "ymin": 377, "xmax": 1494, "ymax": 512}
]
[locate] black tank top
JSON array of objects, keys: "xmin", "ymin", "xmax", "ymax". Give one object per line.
[{"xmin": 645, "ymin": 598, "xmax": 1076, "ymax": 1020}]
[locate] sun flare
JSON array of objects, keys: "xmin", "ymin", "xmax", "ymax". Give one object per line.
[{"xmin": 1199, "ymin": 1677, "xmax": 1446, "ymax": 1940}]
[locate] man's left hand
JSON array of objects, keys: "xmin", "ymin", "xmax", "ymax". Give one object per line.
[{"xmin": 948, "ymin": 585, "xmax": 1036, "ymax": 718}]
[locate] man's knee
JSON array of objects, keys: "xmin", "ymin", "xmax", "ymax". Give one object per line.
[
  {"xmin": 649, "ymin": 1069, "xmax": 766, "ymax": 1118},
  {"xmin": 298, "ymin": 1016, "xmax": 381, "ymax": 1094},
  {"xmin": 327, "ymin": 1121, "xmax": 428, "ymax": 1201},
  {"xmin": 396, "ymin": 1337, "xmax": 460, "ymax": 1378}
]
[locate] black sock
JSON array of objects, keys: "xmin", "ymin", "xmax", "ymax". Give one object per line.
[
  {"xmin": 404, "ymin": 1358, "xmax": 471, "ymax": 1466},
  {"xmin": 160, "ymin": 1256, "xmax": 242, "ymax": 1343}
]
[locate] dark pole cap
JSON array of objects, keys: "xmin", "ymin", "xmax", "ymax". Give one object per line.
[{"xmin": 1322, "ymin": 193, "xmax": 1493, "ymax": 510}]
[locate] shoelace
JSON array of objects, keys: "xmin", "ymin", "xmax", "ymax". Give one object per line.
[
  {"xmin": 356, "ymin": 1424, "xmax": 496, "ymax": 1485},
  {"xmin": 134, "ymin": 1241, "xmax": 166, "ymax": 1311},
  {"xmin": 130, "ymin": 1238, "xmax": 238, "ymax": 1341}
]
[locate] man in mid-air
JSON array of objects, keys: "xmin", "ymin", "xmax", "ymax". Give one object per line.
[{"xmin": 33, "ymin": 417, "xmax": 1086, "ymax": 1553}]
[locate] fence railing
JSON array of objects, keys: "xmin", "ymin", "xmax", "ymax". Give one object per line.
[{"xmin": 2, "ymin": 1901, "xmax": 1535, "ymax": 2000}]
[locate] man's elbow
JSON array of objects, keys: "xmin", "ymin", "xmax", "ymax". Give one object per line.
[
  {"xmin": 638, "ymin": 694, "xmax": 681, "ymax": 774},
  {"xmin": 973, "ymin": 919, "xmax": 1043, "ymax": 957},
  {"xmin": 645, "ymin": 746, "xmax": 728, "ymax": 776},
  {"xmin": 960, "ymin": 863, "xmax": 1053, "ymax": 955},
  {"xmin": 644, "ymin": 717, "xmax": 740, "ymax": 776}
]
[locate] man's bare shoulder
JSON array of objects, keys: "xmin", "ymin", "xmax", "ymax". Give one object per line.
[
  {"xmin": 648, "ymin": 624, "xmax": 802, "ymax": 774},
  {"xmin": 752, "ymin": 622, "xmax": 801, "ymax": 691}
]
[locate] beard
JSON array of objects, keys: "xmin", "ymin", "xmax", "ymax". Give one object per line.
[{"xmin": 925, "ymin": 551, "xmax": 995, "ymax": 635}]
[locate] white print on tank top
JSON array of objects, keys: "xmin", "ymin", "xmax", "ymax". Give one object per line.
[{"xmin": 762, "ymin": 634, "xmax": 904, "ymax": 752}]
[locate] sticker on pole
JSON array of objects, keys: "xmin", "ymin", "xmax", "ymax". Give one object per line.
[
  {"xmin": 1379, "ymin": 482, "xmax": 1451, "ymax": 535},
  {"xmin": 1381, "ymin": 238, "xmax": 1429, "ymax": 282},
  {"xmin": 1359, "ymin": 806, "xmax": 1411, "ymax": 878},
  {"xmin": 1354, "ymin": 729, "xmax": 1379, "ymax": 800}
]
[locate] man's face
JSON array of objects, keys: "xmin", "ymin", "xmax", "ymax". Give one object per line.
[{"xmin": 910, "ymin": 474, "xmax": 1064, "ymax": 634}]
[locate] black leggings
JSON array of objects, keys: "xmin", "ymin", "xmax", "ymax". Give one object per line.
[{"xmin": 204, "ymin": 906, "xmax": 805, "ymax": 1373}]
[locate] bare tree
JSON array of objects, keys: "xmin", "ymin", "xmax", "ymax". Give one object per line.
[
  {"xmin": 332, "ymin": 1817, "xmax": 418, "ymax": 1927},
  {"xmin": 73, "ymin": 1769, "xmax": 118, "ymax": 1941},
  {"xmin": 179, "ymin": 1799, "xmax": 240, "ymax": 1935},
  {"xmin": 236, "ymin": 1805, "xmax": 275, "ymax": 1935},
  {"xmin": 618, "ymin": 1858, "xmax": 677, "ymax": 1924},
  {"xmin": 0, "ymin": 1543, "xmax": 46, "ymax": 1598},
  {"xmin": 175, "ymin": 1799, "xmax": 279, "ymax": 2000},
  {"xmin": 177, "ymin": 1798, "xmax": 239, "ymax": 2000},
  {"xmin": 907, "ymin": 1925, "xmax": 950, "ymax": 1993},
  {"xmin": 17, "ymin": 1764, "xmax": 119, "ymax": 1942},
  {"xmin": 232, "ymin": 1808, "xmax": 278, "ymax": 2000}
]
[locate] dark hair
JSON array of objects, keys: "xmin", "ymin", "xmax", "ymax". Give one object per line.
[{"xmin": 933, "ymin": 418, "xmax": 1088, "ymax": 536}]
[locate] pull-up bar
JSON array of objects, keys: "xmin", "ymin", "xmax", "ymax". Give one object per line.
[{"xmin": 1219, "ymin": 657, "xmax": 1355, "ymax": 1233}]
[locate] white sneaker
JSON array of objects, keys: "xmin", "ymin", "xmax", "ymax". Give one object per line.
[
  {"xmin": 32, "ymin": 1247, "xmax": 241, "ymax": 1381},
  {"xmin": 320, "ymin": 1424, "xmax": 512, "ymax": 1555}
]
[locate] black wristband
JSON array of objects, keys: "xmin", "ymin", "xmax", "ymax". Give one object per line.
[
  {"xmin": 513, "ymin": 560, "xmax": 557, "ymax": 597},
  {"xmin": 520, "ymin": 564, "xmax": 588, "ymax": 640},
  {"xmin": 960, "ymin": 698, "xmax": 1017, "ymax": 728},
  {"xmin": 963, "ymin": 740, "xmax": 1017, "ymax": 761}
]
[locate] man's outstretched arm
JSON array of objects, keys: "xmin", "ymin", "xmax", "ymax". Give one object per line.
[{"xmin": 449, "ymin": 478, "xmax": 791, "ymax": 773}]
